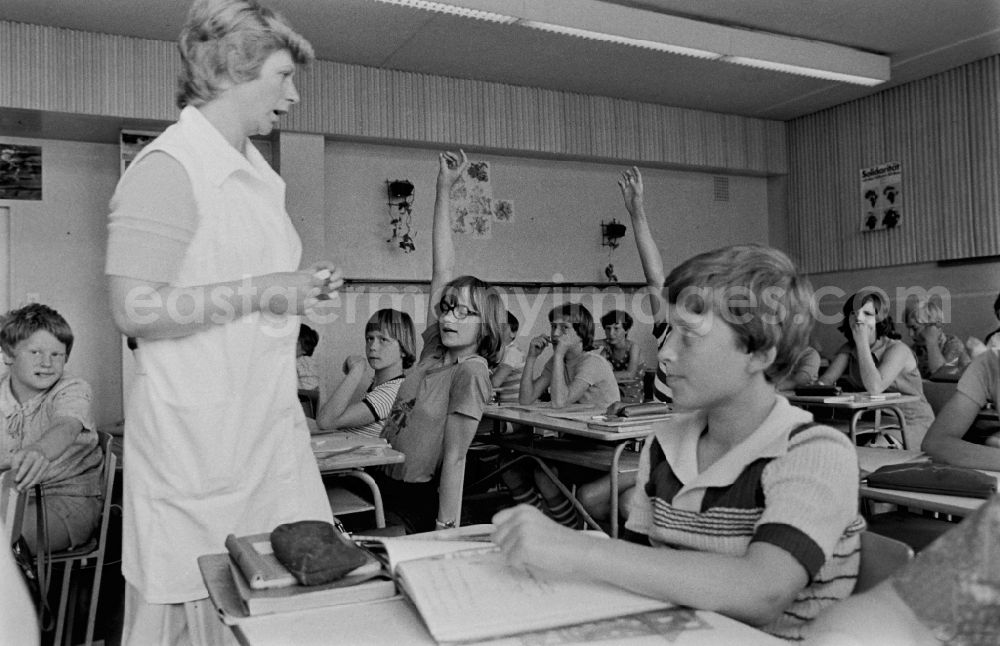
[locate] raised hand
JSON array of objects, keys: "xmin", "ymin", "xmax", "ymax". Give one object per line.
[
  {"xmin": 437, "ymin": 149, "xmax": 469, "ymax": 189},
  {"xmin": 617, "ymin": 166, "xmax": 644, "ymax": 215}
]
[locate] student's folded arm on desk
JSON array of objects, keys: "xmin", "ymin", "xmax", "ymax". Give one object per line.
[
  {"xmin": 493, "ymin": 505, "xmax": 807, "ymax": 626},
  {"xmin": 855, "ymin": 342, "xmax": 911, "ymax": 394},
  {"xmin": 315, "ymin": 357, "xmax": 374, "ymax": 432},
  {"xmin": 11, "ymin": 415, "xmax": 83, "ymax": 490},
  {"xmin": 108, "ymin": 268, "xmax": 341, "ymax": 340},
  {"xmin": 921, "ymin": 391, "xmax": 1000, "ymax": 470}
]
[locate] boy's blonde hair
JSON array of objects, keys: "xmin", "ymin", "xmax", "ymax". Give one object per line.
[
  {"xmin": 176, "ymin": 0, "xmax": 314, "ymax": 108},
  {"xmin": 905, "ymin": 298, "xmax": 945, "ymax": 327},
  {"xmin": 1, "ymin": 303, "xmax": 74, "ymax": 358},
  {"xmin": 663, "ymin": 244, "xmax": 814, "ymax": 383},
  {"xmin": 366, "ymin": 309, "xmax": 417, "ymax": 369}
]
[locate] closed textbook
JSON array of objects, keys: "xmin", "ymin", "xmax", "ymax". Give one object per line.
[{"xmin": 223, "ymin": 532, "xmax": 394, "ymax": 616}]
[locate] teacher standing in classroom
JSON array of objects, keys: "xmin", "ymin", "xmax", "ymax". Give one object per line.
[{"xmin": 105, "ymin": 0, "xmax": 341, "ymax": 641}]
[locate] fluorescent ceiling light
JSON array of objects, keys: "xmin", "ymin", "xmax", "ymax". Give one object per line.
[
  {"xmin": 368, "ymin": 0, "xmax": 890, "ymax": 86},
  {"xmin": 369, "ymin": 0, "xmax": 518, "ymax": 23}
]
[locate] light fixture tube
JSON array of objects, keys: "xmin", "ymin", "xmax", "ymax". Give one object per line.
[
  {"xmin": 368, "ymin": 0, "xmax": 890, "ymax": 86},
  {"xmin": 368, "ymin": 0, "xmax": 519, "ymax": 24}
]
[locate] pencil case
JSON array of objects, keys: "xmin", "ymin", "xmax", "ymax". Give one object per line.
[
  {"xmin": 614, "ymin": 402, "xmax": 672, "ymax": 418},
  {"xmin": 794, "ymin": 384, "xmax": 842, "ymax": 396},
  {"xmin": 270, "ymin": 519, "xmax": 368, "ymax": 586},
  {"xmin": 865, "ymin": 463, "xmax": 997, "ymax": 499}
]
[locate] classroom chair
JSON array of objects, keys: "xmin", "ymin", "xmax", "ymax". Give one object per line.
[
  {"xmin": 850, "ymin": 407, "xmax": 909, "ymax": 449},
  {"xmin": 45, "ymin": 431, "xmax": 117, "ymax": 646},
  {"xmin": 1, "ymin": 469, "xmax": 26, "ymax": 546},
  {"xmin": 853, "ymin": 530, "xmax": 914, "ymax": 593}
]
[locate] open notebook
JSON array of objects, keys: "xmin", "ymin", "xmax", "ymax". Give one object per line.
[{"xmin": 357, "ymin": 525, "xmax": 671, "ymax": 644}]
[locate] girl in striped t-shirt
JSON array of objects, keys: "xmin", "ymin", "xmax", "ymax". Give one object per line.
[{"xmin": 315, "ymin": 309, "xmax": 416, "ymax": 438}]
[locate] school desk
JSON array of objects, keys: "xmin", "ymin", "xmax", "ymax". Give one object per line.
[
  {"xmin": 311, "ymin": 433, "xmax": 405, "ymax": 529},
  {"xmin": 858, "ymin": 470, "xmax": 998, "ymax": 517},
  {"xmin": 198, "ymin": 552, "xmax": 786, "ymax": 646},
  {"xmin": 480, "ymin": 404, "xmax": 661, "ymax": 537},
  {"xmin": 784, "ymin": 392, "xmax": 921, "ymax": 447}
]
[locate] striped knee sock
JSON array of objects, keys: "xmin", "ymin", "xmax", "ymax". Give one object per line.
[{"xmin": 547, "ymin": 497, "xmax": 583, "ymax": 529}]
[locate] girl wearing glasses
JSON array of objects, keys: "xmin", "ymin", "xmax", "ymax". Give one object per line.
[{"xmin": 377, "ymin": 150, "xmax": 505, "ymax": 533}]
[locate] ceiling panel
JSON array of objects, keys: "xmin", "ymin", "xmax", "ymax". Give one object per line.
[{"xmin": 1, "ymin": 0, "xmax": 998, "ymax": 120}]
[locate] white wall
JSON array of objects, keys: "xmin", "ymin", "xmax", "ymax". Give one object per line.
[
  {"xmin": 1, "ymin": 136, "xmax": 122, "ymax": 427},
  {"xmin": 306, "ymin": 141, "xmax": 772, "ymax": 401}
]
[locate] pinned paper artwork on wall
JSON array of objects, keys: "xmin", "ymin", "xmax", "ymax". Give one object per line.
[
  {"xmin": 493, "ymin": 199, "xmax": 515, "ymax": 223},
  {"xmin": 449, "ymin": 160, "xmax": 493, "ymax": 239},
  {"xmin": 0, "ymin": 144, "xmax": 42, "ymax": 200},
  {"xmin": 860, "ymin": 161, "xmax": 902, "ymax": 232}
]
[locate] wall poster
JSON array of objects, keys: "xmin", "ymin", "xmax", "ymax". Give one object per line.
[
  {"xmin": 0, "ymin": 144, "xmax": 42, "ymax": 200},
  {"xmin": 860, "ymin": 161, "xmax": 902, "ymax": 231}
]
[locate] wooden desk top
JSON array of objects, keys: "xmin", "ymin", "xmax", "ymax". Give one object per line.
[
  {"xmin": 310, "ymin": 432, "xmax": 404, "ymax": 472},
  {"xmin": 221, "ymin": 588, "xmax": 784, "ymax": 646},
  {"xmin": 783, "ymin": 392, "xmax": 920, "ymax": 409},
  {"xmin": 483, "ymin": 404, "xmax": 661, "ymax": 441}
]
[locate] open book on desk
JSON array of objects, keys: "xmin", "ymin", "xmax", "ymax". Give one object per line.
[{"xmin": 357, "ymin": 525, "xmax": 671, "ymax": 644}]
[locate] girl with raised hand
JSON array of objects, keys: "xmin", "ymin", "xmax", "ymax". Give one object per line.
[{"xmin": 377, "ymin": 150, "xmax": 505, "ymax": 533}]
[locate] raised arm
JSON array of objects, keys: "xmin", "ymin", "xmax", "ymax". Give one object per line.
[
  {"xmin": 817, "ymin": 351, "xmax": 849, "ymax": 386},
  {"xmin": 429, "ymin": 149, "xmax": 469, "ymax": 329},
  {"xmin": 108, "ymin": 262, "xmax": 342, "ymax": 340},
  {"xmin": 619, "ymin": 167, "xmax": 666, "ymax": 323}
]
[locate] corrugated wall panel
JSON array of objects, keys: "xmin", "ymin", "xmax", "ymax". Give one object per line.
[
  {"xmin": 788, "ymin": 55, "xmax": 1000, "ymax": 273},
  {"xmin": 1, "ymin": 20, "xmax": 783, "ymax": 174}
]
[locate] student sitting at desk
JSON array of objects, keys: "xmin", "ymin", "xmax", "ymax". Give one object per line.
[
  {"xmin": 519, "ymin": 303, "xmax": 619, "ymax": 409},
  {"xmin": 315, "ymin": 308, "xmax": 416, "ymax": 438},
  {"xmin": 490, "ymin": 312, "xmax": 525, "ymax": 402},
  {"xmin": 921, "ymin": 347, "xmax": 1000, "ymax": 470},
  {"xmin": 904, "ymin": 297, "xmax": 971, "ymax": 380},
  {"xmin": 776, "ymin": 344, "xmax": 822, "ymax": 391},
  {"xmin": 816, "ymin": 290, "xmax": 935, "ymax": 448},
  {"xmin": 377, "ymin": 150, "xmax": 505, "ymax": 534},
  {"xmin": 503, "ymin": 303, "xmax": 619, "ymax": 528},
  {"xmin": 0, "ymin": 303, "xmax": 104, "ymax": 554},
  {"xmin": 494, "ymin": 244, "xmax": 865, "ymax": 641},
  {"xmin": 598, "ymin": 309, "xmax": 644, "ymax": 381}
]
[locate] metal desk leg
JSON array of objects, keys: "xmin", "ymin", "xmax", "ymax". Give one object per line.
[
  {"xmin": 336, "ymin": 469, "xmax": 386, "ymax": 528},
  {"xmin": 609, "ymin": 442, "xmax": 628, "ymax": 538},
  {"xmin": 850, "ymin": 405, "xmax": 909, "ymax": 449}
]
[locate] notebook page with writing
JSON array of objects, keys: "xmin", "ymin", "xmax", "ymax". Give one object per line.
[{"xmin": 395, "ymin": 547, "xmax": 669, "ymax": 643}]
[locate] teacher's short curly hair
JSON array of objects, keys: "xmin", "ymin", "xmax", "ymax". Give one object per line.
[{"xmin": 176, "ymin": 0, "xmax": 314, "ymax": 108}]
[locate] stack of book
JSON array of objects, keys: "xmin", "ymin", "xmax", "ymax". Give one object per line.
[{"xmin": 217, "ymin": 532, "xmax": 396, "ymax": 617}]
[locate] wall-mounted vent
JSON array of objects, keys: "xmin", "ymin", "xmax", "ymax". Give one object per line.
[{"xmin": 713, "ymin": 176, "xmax": 730, "ymax": 202}]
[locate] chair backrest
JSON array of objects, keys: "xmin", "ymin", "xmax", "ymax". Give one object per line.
[
  {"xmin": 854, "ymin": 530, "xmax": 914, "ymax": 594},
  {"xmin": 1, "ymin": 470, "xmax": 25, "ymax": 546},
  {"xmin": 922, "ymin": 379, "xmax": 957, "ymax": 416},
  {"xmin": 93, "ymin": 431, "xmax": 117, "ymax": 549}
]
